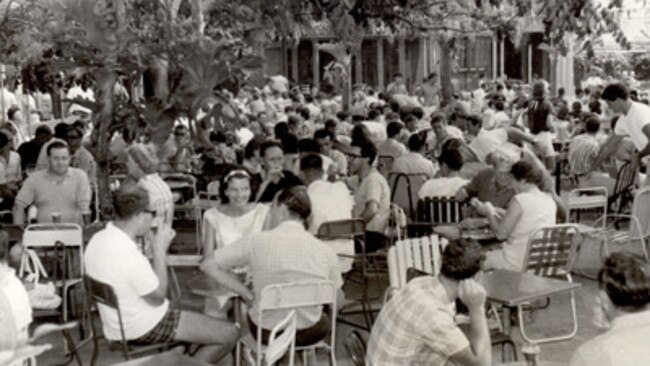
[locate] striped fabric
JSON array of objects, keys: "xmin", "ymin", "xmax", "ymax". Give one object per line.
[
  {"xmin": 568, "ymin": 134, "xmax": 599, "ymax": 176},
  {"xmin": 417, "ymin": 197, "xmax": 465, "ymax": 225}
]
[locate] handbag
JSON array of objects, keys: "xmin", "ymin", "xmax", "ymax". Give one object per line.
[{"xmin": 18, "ymin": 249, "xmax": 62, "ymax": 310}]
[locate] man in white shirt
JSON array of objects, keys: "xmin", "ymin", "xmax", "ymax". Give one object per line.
[
  {"xmin": 419, "ymin": 148, "xmax": 468, "ymax": 199},
  {"xmin": 570, "ymin": 252, "xmax": 650, "ymax": 366},
  {"xmin": 391, "ymin": 133, "xmax": 438, "ymax": 179},
  {"xmin": 596, "ymin": 83, "xmax": 650, "ymax": 185},
  {"xmin": 84, "ymin": 184, "xmax": 238, "ymax": 364},
  {"xmin": 377, "ymin": 121, "xmax": 407, "ymax": 159},
  {"xmin": 300, "ymin": 153, "xmax": 354, "ymax": 272},
  {"xmin": 428, "ymin": 113, "xmax": 464, "ymax": 157}
]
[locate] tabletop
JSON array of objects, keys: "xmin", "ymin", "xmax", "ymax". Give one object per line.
[
  {"xmin": 481, "ymin": 270, "xmax": 580, "ymax": 307},
  {"xmin": 433, "ymin": 223, "xmax": 496, "ymax": 241},
  {"xmin": 187, "ymin": 273, "xmax": 239, "ymax": 299},
  {"xmin": 111, "ymin": 351, "xmax": 211, "ymax": 366}
]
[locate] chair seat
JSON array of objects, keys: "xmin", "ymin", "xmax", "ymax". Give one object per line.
[
  {"xmin": 568, "ymin": 195, "xmax": 608, "ymax": 209},
  {"xmin": 240, "ymin": 332, "xmax": 329, "ymax": 354}
]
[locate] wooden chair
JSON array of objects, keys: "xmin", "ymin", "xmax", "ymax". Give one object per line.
[
  {"xmin": 83, "ymin": 275, "xmax": 182, "ymax": 365},
  {"xmin": 236, "ymin": 281, "xmax": 337, "ymax": 366},
  {"xmin": 518, "ymin": 224, "xmax": 580, "ymax": 344},
  {"xmin": 410, "ymin": 197, "xmax": 466, "ymax": 236}
]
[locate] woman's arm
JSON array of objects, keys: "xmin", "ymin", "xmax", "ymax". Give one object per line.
[{"xmin": 486, "ymin": 198, "xmax": 523, "ymax": 241}]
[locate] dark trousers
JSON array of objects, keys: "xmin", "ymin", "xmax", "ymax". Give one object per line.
[
  {"xmin": 248, "ymin": 313, "xmax": 330, "ymax": 347},
  {"xmin": 356, "ymin": 231, "xmax": 387, "ymax": 254}
]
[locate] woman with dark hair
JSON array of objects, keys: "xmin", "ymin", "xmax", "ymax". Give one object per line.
[
  {"xmin": 202, "ymin": 166, "xmax": 268, "ymax": 257},
  {"xmin": 242, "ymin": 137, "xmax": 265, "ymax": 175},
  {"xmin": 479, "ymin": 160, "xmax": 557, "ymax": 271}
]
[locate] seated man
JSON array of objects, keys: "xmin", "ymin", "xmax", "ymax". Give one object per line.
[
  {"xmin": 13, "ymin": 141, "xmax": 91, "ymax": 225},
  {"xmin": 350, "ymin": 142, "xmax": 391, "ymax": 253},
  {"xmin": 390, "ymin": 132, "xmax": 438, "ymax": 179},
  {"xmin": 84, "ymin": 184, "xmax": 238, "ymax": 364},
  {"xmin": 201, "ymin": 186, "xmax": 343, "ymax": 347},
  {"xmin": 159, "ymin": 125, "xmax": 194, "ymax": 173},
  {"xmin": 367, "ymin": 240, "xmax": 491, "ymax": 366},
  {"xmin": 377, "ymin": 121, "xmax": 407, "ymax": 159},
  {"xmin": 253, "ymin": 140, "xmax": 303, "ymax": 202},
  {"xmin": 568, "ymin": 115, "xmax": 615, "ymax": 194},
  {"xmin": 419, "ymin": 148, "xmax": 468, "ymax": 199},
  {"xmin": 570, "ymin": 252, "xmax": 650, "ymax": 366},
  {"xmin": 300, "ymin": 153, "xmax": 354, "ymax": 273}
]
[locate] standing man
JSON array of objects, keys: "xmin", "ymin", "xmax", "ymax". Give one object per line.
[
  {"xmin": 386, "ymin": 73, "xmax": 408, "ymax": 97},
  {"xmin": 595, "ymin": 83, "xmax": 650, "ymax": 185},
  {"xmin": 13, "ymin": 141, "xmax": 91, "ymax": 225},
  {"xmin": 526, "ymin": 80, "xmax": 556, "ymax": 171},
  {"xmin": 416, "ymin": 73, "xmax": 441, "ymax": 113}
]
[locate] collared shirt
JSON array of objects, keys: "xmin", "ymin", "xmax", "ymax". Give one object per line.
[
  {"xmin": 367, "ymin": 277, "xmax": 469, "ymax": 365},
  {"xmin": 70, "ymin": 147, "xmax": 97, "ymax": 189},
  {"xmin": 390, "ymin": 152, "xmax": 438, "ymax": 179},
  {"xmin": 213, "ymin": 220, "xmax": 343, "ymax": 330},
  {"xmin": 353, "ymin": 168, "xmax": 391, "ymax": 233},
  {"xmin": 84, "ymin": 222, "xmax": 168, "ymax": 341},
  {"xmin": 15, "ymin": 168, "xmax": 91, "ymax": 224},
  {"xmin": 568, "ymin": 134, "xmax": 600, "ymax": 176},
  {"xmin": 615, "ymin": 101, "xmax": 650, "ymax": 151},
  {"xmin": 377, "ymin": 138, "xmax": 407, "ymax": 159},
  {"xmin": 570, "ymin": 310, "xmax": 650, "ymax": 366}
]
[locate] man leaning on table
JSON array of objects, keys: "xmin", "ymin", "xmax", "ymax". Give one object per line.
[
  {"xmin": 366, "ymin": 239, "xmax": 491, "ymax": 366},
  {"xmin": 84, "ymin": 184, "xmax": 239, "ymax": 365},
  {"xmin": 569, "ymin": 252, "xmax": 650, "ymax": 366}
]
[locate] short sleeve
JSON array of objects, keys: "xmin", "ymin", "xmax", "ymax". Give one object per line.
[
  {"xmin": 213, "ymin": 234, "xmax": 253, "ymax": 269},
  {"xmin": 614, "ymin": 118, "xmax": 626, "ymax": 136},
  {"xmin": 128, "ymin": 253, "xmax": 160, "ymax": 296},
  {"xmin": 364, "ymin": 176, "xmax": 383, "ymax": 205},
  {"xmin": 419, "ymin": 308, "xmax": 470, "ymax": 357},
  {"xmin": 15, "ymin": 176, "xmax": 35, "ymax": 208},
  {"xmin": 76, "ymin": 170, "xmax": 92, "ymax": 208}
]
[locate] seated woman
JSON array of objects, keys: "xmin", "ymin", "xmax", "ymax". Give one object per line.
[
  {"xmin": 478, "ymin": 160, "xmax": 557, "ymax": 271},
  {"xmin": 202, "ymin": 167, "xmax": 269, "ymax": 257}
]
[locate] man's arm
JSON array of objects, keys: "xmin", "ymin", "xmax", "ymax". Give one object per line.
[
  {"xmin": 448, "ymin": 280, "xmax": 491, "ymax": 366},
  {"xmin": 632, "ymin": 124, "xmax": 650, "ymax": 166},
  {"xmin": 142, "ymin": 225, "xmax": 175, "ymax": 306},
  {"xmin": 592, "ymin": 134, "xmax": 625, "ymax": 169},
  {"xmin": 505, "ymin": 127, "xmax": 535, "ymax": 145},
  {"xmin": 199, "ymin": 238, "xmax": 254, "ymax": 303}
]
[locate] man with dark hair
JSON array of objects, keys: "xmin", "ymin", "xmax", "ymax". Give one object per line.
[
  {"xmin": 594, "ymin": 83, "xmax": 650, "ymax": 183},
  {"xmin": 428, "ymin": 112, "xmax": 464, "ymax": 157},
  {"xmin": 314, "ymin": 128, "xmax": 347, "ymax": 176},
  {"xmin": 526, "ymin": 80, "xmax": 556, "ymax": 170},
  {"xmin": 415, "ymin": 72, "xmax": 440, "ymax": 110},
  {"xmin": 86, "ymin": 184, "xmax": 238, "ymax": 364},
  {"xmin": 568, "ymin": 115, "xmax": 608, "ymax": 190},
  {"xmin": 35, "ymin": 122, "xmax": 68, "ymax": 169},
  {"xmin": 18, "ymin": 124, "xmax": 52, "ymax": 171},
  {"xmin": 14, "ymin": 140, "xmax": 91, "ymax": 225},
  {"xmin": 159, "ymin": 124, "xmax": 194, "ymax": 173},
  {"xmin": 350, "ymin": 142, "xmax": 390, "ymax": 253},
  {"xmin": 299, "ymin": 153, "xmax": 354, "ymax": 272},
  {"xmin": 419, "ymin": 148, "xmax": 469, "ymax": 199},
  {"xmin": 570, "ymin": 252, "xmax": 650, "ymax": 366},
  {"xmin": 367, "ymin": 239, "xmax": 490, "ymax": 366},
  {"xmin": 254, "ymin": 140, "xmax": 302, "ymax": 202},
  {"xmin": 386, "ymin": 72, "xmax": 407, "ymax": 96},
  {"xmin": 391, "ymin": 132, "xmax": 437, "ymax": 178},
  {"xmin": 377, "ymin": 121, "xmax": 407, "ymax": 159}
]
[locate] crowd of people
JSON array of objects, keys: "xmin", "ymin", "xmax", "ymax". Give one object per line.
[{"xmin": 0, "ymin": 70, "xmax": 649, "ymax": 366}]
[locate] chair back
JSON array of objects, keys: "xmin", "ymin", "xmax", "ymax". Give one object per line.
[
  {"xmin": 389, "ymin": 173, "xmax": 428, "ymax": 219},
  {"xmin": 387, "ymin": 235, "xmax": 446, "ymax": 289},
  {"xmin": 83, "ymin": 274, "xmax": 128, "ymax": 345},
  {"xmin": 612, "ymin": 161, "xmax": 637, "ymax": 198},
  {"xmin": 256, "ymin": 281, "xmax": 337, "ymax": 365},
  {"xmin": 23, "ymin": 223, "xmax": 84, "ymax": 277},
  {"xmin": 523, "ymin": 224, "xmax": 579, "ymax": 279},
  {"xmin": 316, "ymin": 219, "xmax": 365, "ymax": 241},
  {"xmin": 343, "ymin": 330, "xmax": 367, "ymax": 366},
  {"xmin": 377, "ymin": 155, "xmax": 395, "ymax": 177},
  {"xmin": 264, "ymin": 310, "xmax": 297, "ymax": 366},
  {"xmin": 417, "ymin": 197, "xmax": 465, "ymax": 225},
  {"xmin": 631, "ymin": 186, "xmax": 650, "ymax": 239}
]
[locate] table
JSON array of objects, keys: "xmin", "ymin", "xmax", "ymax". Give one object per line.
[
  {"xmin": 481, "ymin": 270, "xmax": 580, "ymax": 334},
  {"xmin": 112, "ymin": 350, "xmax": 211, "ymax": 366},
  {"xmin": 433, "ymin": 223, "xmax": 496, "ymax": 241}
]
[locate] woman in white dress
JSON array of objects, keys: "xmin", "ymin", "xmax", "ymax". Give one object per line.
[
  {"xmin": 202, "ymin": 167, "xmax": 269, "ymax": 258},
  {"xmin": 479, "ymin": 160, "xmax": 557, "ymax": 271}
]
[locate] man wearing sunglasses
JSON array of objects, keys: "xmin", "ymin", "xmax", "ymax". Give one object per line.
[{"xmin": 160, "ymin": 124, "xmax": 194, "ymax": 173}]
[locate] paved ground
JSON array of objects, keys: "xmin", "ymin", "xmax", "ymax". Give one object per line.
[{"xmin": 34, "ymin": 201, "xmax": 642, "ymax": 365}]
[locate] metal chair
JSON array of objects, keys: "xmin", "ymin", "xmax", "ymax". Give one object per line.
[
  {"xmin": 161, "ymin": 173, "xmax": 202, "ymax": 253},
  {"xmin": 518, "ymin": 224, "xmax": 581, "ymax": 344},
  {"xmin": 388, "ymin": 173, "xmax": 428, "ymax": 220},
  {"xmin": 236, "ymin": 281, "xmax": 337, "ymax": 366},
  {"xmin": 83, "ymin": 275, "xmax": 182, "ymax": 365},
  {"xmin": 316, "ymin": 219, "xmax": 375, "ymax": 331},
  {"xmin": 343, "ymin": 330, "xmax": 367, "ymax": 366},
  {"xmin": 566, "ymin": 187, "xmax": 608, "ymax": 225},
  {"xmin": 264, "ymin": 310, "xmax": 297, "ymax": 366},
  {"xmin": 608, "ymin": 160, "xmax": 637, "ymax": 213}
]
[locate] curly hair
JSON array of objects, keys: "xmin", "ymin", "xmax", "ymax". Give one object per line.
[
  {"xmin": 598, "ymin": 252, "xmax": 650, "ymax": 310},
  {"xmin": 440, "ymin": 239, "xmax": 485, "ymax": 281}
]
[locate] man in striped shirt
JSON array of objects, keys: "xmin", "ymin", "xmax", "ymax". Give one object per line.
[{"xmin": 568, "ymin": 115, "xmax": 615, "ymax": 194}]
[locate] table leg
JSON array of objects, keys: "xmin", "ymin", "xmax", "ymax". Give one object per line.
[{"xmin": 501, "ymin": 306, "xmax": 511, "ymax": 335}]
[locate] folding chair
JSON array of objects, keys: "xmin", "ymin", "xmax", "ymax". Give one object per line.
[
  {"xmin": 83, "ymin": 275, "xmax": 182, "ymax": 365},
  {"xmin": 316, "ymin": 219, "xmax": 375, "ymax": 331},
  {"xmin": 518, "ymin": 224, "xmax": 580, "ymax": 344},
  {"xmin": 388, "ymin": 173, "xmax": 428, "ymax": 220},
  {"xmin": 608, "ymin": 160, "xmax": 637, "ymax": 213},
  {"xmin": 566, "ymin": 187, "xmax": 608, "ymax": 228},
  {"xmin": 376, "ymin": 155, "xmax": 395, "ymax": 178},
  {"xmin": 264, "ymin": 310, "xmax": 297, "ymax": 366},
  {"xmin": 236, "ymin": 281, "xmax": 337, "ymax": 366},
  {"xmin": 161, "ymin": 173, "xmax": 202, "ymax": 253},
  {"xmin": 343, "ymin": 330, "xmax": 367, "ymax": 366}
]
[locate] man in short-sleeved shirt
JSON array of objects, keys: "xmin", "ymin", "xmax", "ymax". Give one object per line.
[{"xmin": 13, "ymin": 141, "xmax": 91, "ymax": 225}]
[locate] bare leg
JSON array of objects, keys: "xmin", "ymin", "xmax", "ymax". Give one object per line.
[{"xmin": 174, "ymin": 310, "xmax": 240, "ymax": 364}]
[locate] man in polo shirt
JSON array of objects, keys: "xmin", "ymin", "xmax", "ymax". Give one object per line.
[
  {"xmin": 254, "ymin": 140, "xmax": 302, "ymax": 202},
  {"xmin": 570, "ymin": 252, "xmax": 650, "ymax": 366},
  {"xmin": 85, "ymin": 184, "xmax": 239, "ymax": 364},
  {"xmin": 596, "ymin": 83, "xmax": 650, "ymax": 185},
  {"xmin": 13, "ymin": 141, "xmax": 91, "ymax": 225},
  {"xmin": 367, "ymin": 240, "xmax": 491, "ymax": 366}
]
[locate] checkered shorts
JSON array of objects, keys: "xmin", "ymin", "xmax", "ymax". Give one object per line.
[{"xmin": 130, "ymin": 309, "xmax": 180, "ymax": 345}]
